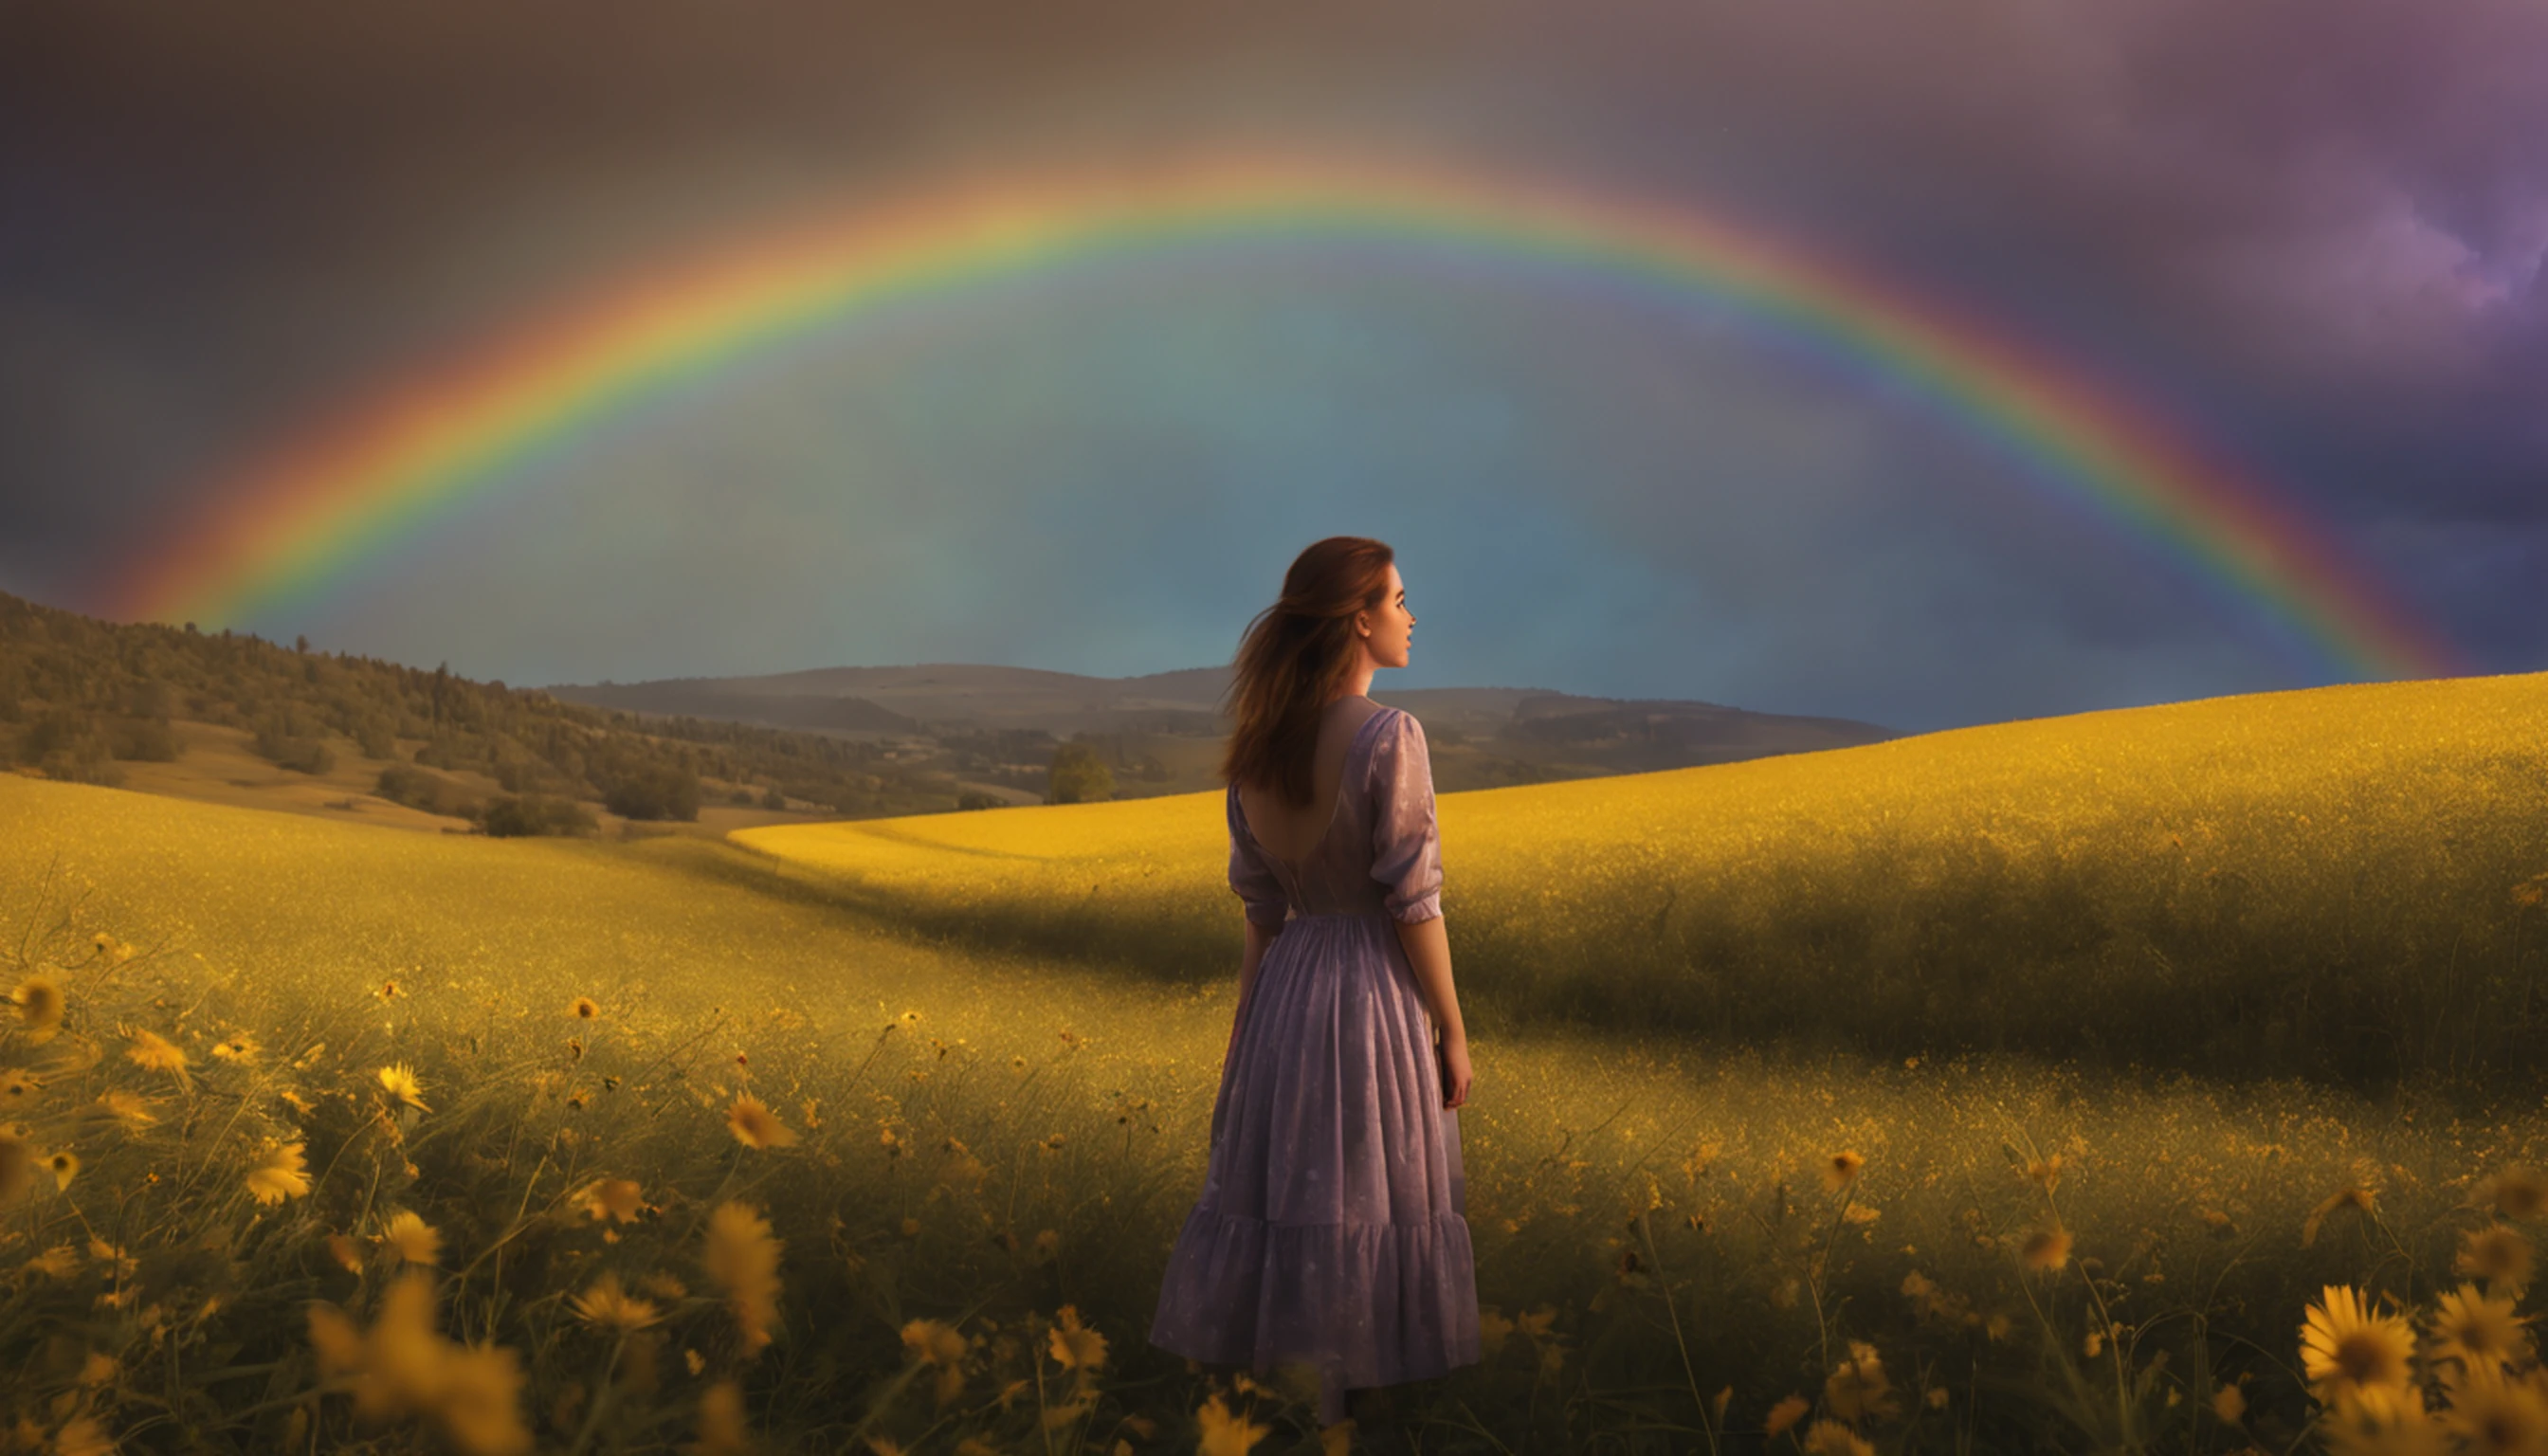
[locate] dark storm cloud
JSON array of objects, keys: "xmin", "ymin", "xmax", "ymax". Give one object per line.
[{"xmin": 1, "ymin": 0, "xmax": 2539, "ymax": 725}]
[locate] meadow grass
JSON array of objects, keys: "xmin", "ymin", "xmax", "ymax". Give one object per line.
[
  {"xmin": 7, "ymin": 710, "xmax": 2548, "ymax": 1453},
  {"xmin": 738, "ymin": 671, "xmax": 2548, "ymax": 1096}
]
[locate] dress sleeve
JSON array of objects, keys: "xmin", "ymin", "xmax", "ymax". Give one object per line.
[
  {"xmin": 1226, "ymin": 785, "xmax": 1291, "ymax": 930},
  {"xmin": 1368, "ymin": 709, "xmax": 1445, "ymax": 923}
]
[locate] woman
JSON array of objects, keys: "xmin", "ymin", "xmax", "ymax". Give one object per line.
[{"xmin": 1148, "ymin": 536, "xmax": 1482, "ymax": 1435}]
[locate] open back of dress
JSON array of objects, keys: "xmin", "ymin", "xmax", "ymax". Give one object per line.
[{"xmin": 1223, "ymin": 702, "xmax": 1444, "ymax": 926}]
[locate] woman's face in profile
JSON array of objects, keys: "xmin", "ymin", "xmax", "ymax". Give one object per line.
[{"xmin": 1365, "ymin": 564, "xmax": 1414, "ymax": 669}]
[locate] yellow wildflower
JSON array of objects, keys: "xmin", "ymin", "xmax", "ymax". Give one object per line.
[
  {"xmin": 901, "ymin": 1318, "xmax": 967, "ymax": 1367},
  {"xmin": 2323, "ymin": 1390, "xmax": 2446, "ymax": 1455},
  {"xmin": 98, "ymin": 1090, "xmax": 157, "ymax": 1127},
  {"xmin": 383, "ymin": 1210, "xmax": 443, "ymax": 1266},
  {"xmin": 11, "ymin": 975, "xmax": 63, "ymax": 1041},
  {"xmin": 1825, "ymin": 1338, "xmax": 1898, "ymax": 1422},
  {"xmin": 2460, "ymin": 1227, "xmax": 2538, "ymax": 1293},
  {"xmin": 1764, "ymin": 1393, "xmax": 1811, "ymax": 1437},
  {"xmin": 2022, "ymin": 1228, "xmax": 2073, "ymax": 1272},
  {"xmin": 48, "ymin": 1149, "xmax": 78, "ymax": 1192},
  {"xmin": 2429, "ymin": 1283, "xmax": 2531, "ymax": 1373},
  {"xmin": 1048, "ymin": 1305, "xmax": 1108, "ymax": 1372},
  {"xmin": 212, "ymin": 1033, "xmax": 261, "ymax": 1062},
  {"xmin": 726, "ymin": 1094, "xmax": 798, "ymax": 1150},
  {"xmin": 2481, "ymin": 1167, "xmax": 2548, "ymax": 1221},
  {"xmin": 377, "ymin": 1065, "xmax": 430, "ymax": 1112},
  {"xmin": 246, "ymin": 1140, "xmax": 313, "ymax": 1206},
  {"xmin": 569, "ymin": 1272, "xmax": 664, "ymax": 1333},
  {"xmin": 126, "ymin": 1028, "xmax": 189, "ymax": 1076},
  {"xmin": 2440, "ymin": 1369, "xmax": 2548, "ymax": 1454},
  {"xmin": 901, "ymin": 1317, "xmax": 969, "ymax": 1406},
  {"xmin": 306, "ymin": 1270, "xmax": 535, "ymax": 1455},
  {"xmin": 570, "ymin": 997, "xmax": 600, "ymax": 1020},
  {"xmin": 2302, "ymin": 1186, "xmax": 2378, "ymax": 1248},
  {"xmin": 2212, "ymin": 1382, "xmax": 2247, "ymax": 1424},
  {"xmin": 1802, "ymin": 1421, "xmax": 1875, "ymax": 1456},
  {"xmin": 2301, "ymin": 1284, "xmax": 2416, "ymax": 1414},
  {"xmin": 581, "ymin": 1177, "xmax": 646, "ymax": 1224},
  {"xmin": 692, "ymin": 1379, "xmax": 749, "ymax": 1455},
  {"xmin": 1196, "ymin": 1391, "xmax": 1269, "ymax": 1456},
  {"xmin": 1823, "ymin": 1150, "xmax": 1865, "ymax": 1193},
  {"xmin": 702, "ymin": 1201, "xmax": 782, "ymax": 1356},
  {"xmin": 1479, "ymin": 1308, "xmax": 1514, "ymax": 1359}
]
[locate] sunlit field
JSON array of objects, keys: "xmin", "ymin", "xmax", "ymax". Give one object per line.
[
  {"xmin": 741, "ymin": 672, "xmax": 2548, "ymax": 1096},
  {"xmin": 8, "ymin": 675, "xmax": 2548, "ymax": 1453}
]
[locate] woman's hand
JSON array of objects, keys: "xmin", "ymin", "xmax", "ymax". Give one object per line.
[{"xmin": 1435, "ymin": 1031, "xmax": 1472, "ymax": 1110}]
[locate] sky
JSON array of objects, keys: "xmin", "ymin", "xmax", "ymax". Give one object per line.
[{"xmin": 2, "ymin": 0, "xmax": 2540, "ymax": 734}]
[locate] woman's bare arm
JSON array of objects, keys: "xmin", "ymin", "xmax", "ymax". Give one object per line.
[
  {"xmin": 1393, "ymin": 914, "xmax": 1464, "ymax": 1046},
  {"xmin": 1237, "ymin": 919, "xmax": 1280, "ymax": 1009}
]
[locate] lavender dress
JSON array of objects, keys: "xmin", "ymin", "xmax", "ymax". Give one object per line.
[{"xmin": 1149, "ymin": 705, "xmax": 1482, "ymax": 1409}]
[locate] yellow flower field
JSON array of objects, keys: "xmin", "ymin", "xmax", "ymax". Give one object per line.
[
  {"xmin": 3, "ymin": 670, "xmax": 2546, "ymax": 1451},
  {"xmin": 743, "ymin": 670, "xmax": 2548, "ymax": 1091}
]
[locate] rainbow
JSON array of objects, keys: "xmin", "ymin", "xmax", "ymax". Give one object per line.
[{"xmin": 110, "ymin": 155, "xmax": 2466, "ymax": 680}]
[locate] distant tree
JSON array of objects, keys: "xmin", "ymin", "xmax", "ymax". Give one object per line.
[
  {"xmin": 122, "ymin": 680, "xmax": 174, "ymax": 719},
  {"xmin": 605, "ymin": 763, "xmax": 700, "ymax": 822},
  {"xmin": 375, "ymin": 764, "xmax": 476, "ymax": 817},
  {"xmin": 106, "ymin": 717, "xmax": 182, "ymax": 761},
  {"xmin": 760, "ymin": 786, "xmax": 788, "ymax": 810},
  {"xmin": 1047, "ymin": 742, "xmax": 1114, "ymax": 805},
  {"xmin": 251, "ymin": 710, "xmax": 334, "ymax": 774},
  {"xmin": 16, "ymin": 710, "xmax": 120, "ymax": 784},
  {"xmin": 956, "ymin": 790, "xmax": 1006, "ymax": 810},
  {"xmin": 414, "ymin": 737, "xmax": 466, "ymax": 771},
  {"xmin": 354, "ymin": 718, "xmax": 398, "ymax": 760},
  {"xmin": 482, "ymin": 792, "xmax": 599, "ymax": 838}
]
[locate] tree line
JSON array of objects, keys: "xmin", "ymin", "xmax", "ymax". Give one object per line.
[{"xmin": 0, "ymin": 591, "xmax": 952, "ymax": 834}]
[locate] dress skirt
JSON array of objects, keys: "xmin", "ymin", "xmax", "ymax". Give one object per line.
[{"xmin": 1148, "ymin": 909, "xmax": 1482, "ymax": 1391}]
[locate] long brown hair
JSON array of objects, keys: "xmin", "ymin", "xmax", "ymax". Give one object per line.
[{"xmin": 1219, "ymin": 536, "xmax": 1396, "ymax": 807}]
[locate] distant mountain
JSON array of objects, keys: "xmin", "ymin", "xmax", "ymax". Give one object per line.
[
  {"xmin": 541, "ymin": 664, "xmax": 1898, "ymax": 787},
  {"xmin": 2, "ymin": 582, "xmax": 1897, "ymax": 833}
]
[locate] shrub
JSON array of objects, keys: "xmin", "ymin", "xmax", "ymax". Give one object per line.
[
  {"xmin": 105, "ymin": 716, "xmax": 183, "ymax": 762},
  {"xmin": 251, "ymin": 709, "xmax": 334, "ymax": 774},
  {"xmin": 605, "ymin": 764, "xmax": 700, "ymax": 822},
  {"xmin": 16, "ymin": 709, "xmax": 105, "ymax": 771},
  {"xmin": 353, "ymin": 718, "xmax": 399, "ymax": 760},
  {"xmin": 374, "ymin": 764, "xmax": 476, "ymax": 818},
  {"xmin": 1047, "ymin": 743, "xmax": 1114, "ymax": 805},
  {"xmin": 481, "ymin": 792, "xmax": 600, "ymax": 838}
]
